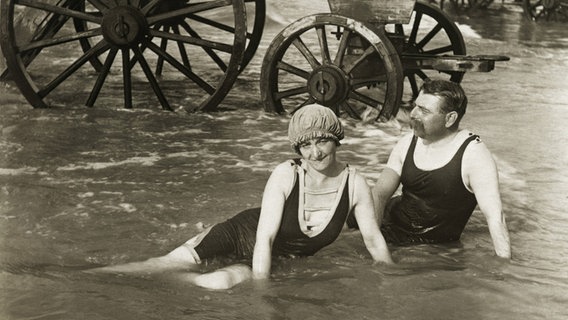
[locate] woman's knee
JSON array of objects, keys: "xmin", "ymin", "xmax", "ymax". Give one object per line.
[
  {"xmin": 165, "ymin": 243, "xmax": 201, "ymax": 264},
  {"xmin": 193, "ymin": 264, "xmax": 252, "ymax": 290}
]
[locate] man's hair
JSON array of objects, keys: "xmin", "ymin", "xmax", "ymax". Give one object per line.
[{"xmin": 420, "ymin": 79, "xmax": 468, "ymax": 123}]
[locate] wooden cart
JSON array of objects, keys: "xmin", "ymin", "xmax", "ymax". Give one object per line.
[{"xmin": 260, "ymin": 0, "xmax": 509, "ymax": 121}]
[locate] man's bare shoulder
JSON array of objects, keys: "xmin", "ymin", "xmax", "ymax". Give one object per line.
[
  {"xmin": 391, "ymin": 132, "xmax": 414, "ymax": 153},
  {"xmin": 397, "ymin": 132, "xmax": 414, "ymax": 145},
  {"xmin": 463, "ymin": 134, "xmax": 496, "ymax": 169},
  {"xmin": 390, "ymin": 132, "xmax": 414, "ymax": 158}
]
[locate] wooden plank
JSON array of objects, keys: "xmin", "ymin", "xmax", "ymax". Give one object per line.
[{"xmin": 401, "ymin": 54, "xmax": 510, "ymax": 72}]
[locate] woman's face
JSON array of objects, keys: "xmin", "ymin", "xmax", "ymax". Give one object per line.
[{"xmin": 298, "ymin": 137, "xmax": 338, "ymax": 172}]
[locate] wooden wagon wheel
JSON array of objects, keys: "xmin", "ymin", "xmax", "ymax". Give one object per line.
[
  {"xmin": 522, "ymin": 0, "xmax": 568, "ymax": 22},
  {"xmin": 73, "ymin": 0, "xmax": 265, "ymax": 73},
  {"xmin": 0, "ymin": 0, "xmax": 248, "ymax": 111},
  {"xmin": 260, "ymin": 14, "xmax": 404, "ymax": 121},
  {"xmin": 241, "ymin": 0, "xmax": 265, "ymax": 72},
  {"xmin": 388, "ymin": 1, "xmax": 466, "ymax": 104}
]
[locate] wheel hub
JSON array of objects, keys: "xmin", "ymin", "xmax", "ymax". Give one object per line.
[
  {"xmin": 307, "ymin": 65, "xmax": 349, "ymax": 106},
  {"xmin": 102, "ymin": 6, "xmax": 148, "ymax": 47}
]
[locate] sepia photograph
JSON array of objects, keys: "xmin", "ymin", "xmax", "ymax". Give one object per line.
[{"xmin": 0, "ymin": 0, "xmax": 567, "ymax": 319}]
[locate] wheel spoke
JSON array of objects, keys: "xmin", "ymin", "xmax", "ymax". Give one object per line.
[
  {"xmin": 147, "ymin": 0, "xmax": 230, "ymax": 25},
  {"xmin": 20, "ymin": 28, "xmax": 101, "ymax": 52},
  {"xmin": 351, "ymin": 75, "xmax": 389, "ymax": 88},
  {"xmin": 414, "ymin": 69, "xmax": 429, "ymax": 80},
  {"xmin": 274, "ymin": 86, "xmax": 309, "ymax": 101},
  {"xmin": 155, "ymin": 25, "xmax": 171, "ymax": 76},
  {"xmin": 406, "ymin": 74, "xmax": 419, "ymax": 98},
  {"xmin": 416, "ymin": 24, "xmax": 443, "ymax": 51},
  {"xmin": 17, "ymin": 0, "xmax": 102, "ymax": 24},
  {"xmin": 409, "ymin": 11, "xmax": 423, "ymax": 44},
  {"xmin": 38, "ymin": 40, "xmax": 110, "ymax": 98},
  {"xmin": 86, "ymin": 0, "xmax": 109, "ymax": 13},
  {"xmin": 292, "ymin": 37, "xmax": 320, "ymax": 69},
  {"xmin": 142, "ymin": 0, "xmax": 163, "ymax": 15},
  {"xmin": 86, "ymin": 48, "xmax": 118, "ymax": 107},
  {"xmin": 276, "ymin": 61, "xmax": 310, "ymax": 79},
  {"xmin": 348, "ymin": 90, "xmax": 382, "ymax": 108},
  {"xmin": 186, "ymin": 13, "xmax": 236, "ymax": 34},
  {"xmin": 179, "ymin": 21, "xmax": 227, "ymax": 71},
  {"xmin": 316, "ymin": 25, "xmax": 331, "ymax": 65},
  {"xmin": 132, "ymin": 45, "xmax": 171, "ymax": 110},
  {"xmin": 422, "ymin": 44, "xmax": 454, "ymax": 55},
  {"xmin": 340, "ymin": 101, "xmax": 362, "ymax": 120},
  {"xmin": 343, "ymin": 46, "xmax": 375, "ymax": 74},
  {"xmin": 149, "ymin": 29, "xmax": 233, "ymax": 53},
  {"xmin": 333, "ymin": 29, "xmax": 351, "ymax": 67},
  {"xmin": 172, "ymin": 25, "xmax": 191, "ymax": 69},
  {"xmin": 122, "ymin": 48, "xmax": 133, "ymax": 109},
  {"xmin": 145, "ymin": 40, "xmax": 216, "ymax": 95}
]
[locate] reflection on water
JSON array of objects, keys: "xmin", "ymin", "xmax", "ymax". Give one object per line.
[{"xmin": 1, "ymin": 1, "xmax": 568, "ymax": 319}]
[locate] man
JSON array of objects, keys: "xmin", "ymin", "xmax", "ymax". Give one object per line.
[{"xmin": 372, "ymin": 79, "xmax": 511, "ymax": 258}]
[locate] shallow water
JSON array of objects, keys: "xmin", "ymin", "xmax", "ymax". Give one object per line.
[{"xmin": 1, "ymin": 1, "xmax": 568, "ymax": 319}]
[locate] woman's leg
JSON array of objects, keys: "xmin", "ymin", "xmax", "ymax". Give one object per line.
[
  {"xmin": 173, "ymin": 264, "xmax": 252, "ymax": 290},
  {"xmin": 89, "ymin": 211, "xmax": 257, "ymax": 289},
  {"xmin": 88, "ymin": 227, "xmax": 213, "ymax": 274}
]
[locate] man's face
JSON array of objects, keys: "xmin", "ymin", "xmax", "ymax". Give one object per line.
[{"xmin": 409, "ymin": 92, "xmax": 448, "ymax": 140}]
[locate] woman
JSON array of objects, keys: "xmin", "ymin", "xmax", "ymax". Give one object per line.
[{"xmin": 92, "ymin": 104, "xmax": 393, "ymax": 289}]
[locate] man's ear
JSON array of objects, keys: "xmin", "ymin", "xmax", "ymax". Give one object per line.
[{"xmin": 445, "ymin": 111, "xmax": 458, "ymax": 128}]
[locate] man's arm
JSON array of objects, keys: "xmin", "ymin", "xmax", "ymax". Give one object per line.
[
  {"xmin": 464, "ymin": 142, "xmax": 512, "ymax": 259},
  {"xmin": 372, "ymin": 168, "xmax": 401, "ymax": 225},
  {"xmin": 353, "ymin": 174, "xmax": 393, "ymax": 264},
  {"xmin": 372, "ymin": 134, "xmax": 409, "ymax": 224}
]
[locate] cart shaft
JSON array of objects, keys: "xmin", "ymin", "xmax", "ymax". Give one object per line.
[{"xmin": 402, "ymin": 54, "xmax": 510, "ymax": 73}]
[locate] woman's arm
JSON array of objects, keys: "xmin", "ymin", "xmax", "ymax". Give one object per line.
[
  {"xmin": 252, "ymin": 163, "xmax": 295, "ymax": 279},
  {"xmin": 353, "ymin": 174, "xmax": 394, "ymax": 264}
]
